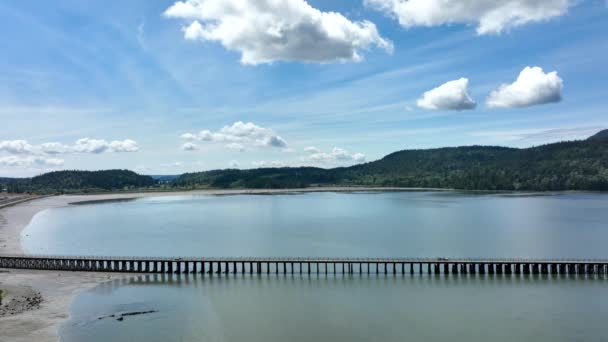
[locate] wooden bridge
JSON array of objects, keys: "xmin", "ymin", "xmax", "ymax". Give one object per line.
[{"xmin": 2, "ymin": 255, "xmax": 608, "ymax": 276}]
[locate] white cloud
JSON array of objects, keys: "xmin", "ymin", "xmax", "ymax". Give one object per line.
[
  {"xmin": 365, "ymin": 0, "xmax": 572, "ymax": 34},
  {"xmin": 417, "ymin": 78, "xmax": 476, "ymax": 111},
  {"xmin": 0, "ymin": 156, "xmax": 64, "ymax": 167},
  {"xmin": 40, "ymin": 142, "xmax": 70, "ymax": 154},
  {"xmin": 263, "ymin": 135, "xmax": 288, "ymax": 148},
  {"xmin": 0, "ymin": 138, "xmax": 139, "ymax": 155},
  {"xmin": 180, "ymin": 121, "xmax": 288, "ymax": 151},
  {"xmin": 71, "ymin": 138, "xmax": 139, "ymax": 153},
  {"xmin": 487, "ymin": 66, "xmax": 563, "ymax": 108},
  {"xmin": 161, "ymin": 162, "xmax": 184, "ymax": 168},
  {"xmin": 181, "ymin": 142, "xmax": 198, "ymax": 151},
  {"xmin": 180, "ymin": 133, "xmax": 198, "ymax": 140},
  {"xmin": 72, "ymin": 138, "xmax": 110, "ymax": 153},
  {"xmin": 164, "ymin": 0, "xmax": 392, "ymax": 65},
  {"xmin": 470, "ymin": 126, "xmax": 603, "ymax": 144},
  {"xmin": 302, "ymin": 147, "xmax": 366, "ymax": 165},
  {"xmin": 229, "ymin": 160, "xmax": 239, "ymax": 168},
  {"xmin": 0, "ymin": 140, "xmax": 33, "ymax": 154},
  {"xmin": 252, "ymin": 160, "xmax": 285, "ymax": 168},
  {"xmin": 226, "ymin": 142, "xmax": 245, "ymax": 152},
  {"xmin": 108, "ymin": 139, "xmax": 139, "ymax": 152},
  {"xmin": 304, "ymin": 146, "xmax": 320, "ymax": 153}
]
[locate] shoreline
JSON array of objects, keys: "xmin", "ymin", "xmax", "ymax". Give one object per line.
[
  {"xmin": 0, "ymin": 270, "xmax": 125, "ymax": 342},
  {"xmin": 0, "ymin": 187, "xmax": 600, "ymax": 342},
  {"xmin": 0, "ymin": 186, "xmax": 450, "ymax": 342},
  {"xmin": 0, "ymin": 186, "xmax": 450, "ymax": 256}
]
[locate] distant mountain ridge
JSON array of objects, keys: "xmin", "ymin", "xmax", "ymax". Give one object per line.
[
  {"xmin": 2, "ymin": 130, "xmax": 608, "ymax": 193},
  {"xmin": 149, "ymin": 175, "xmax": 181, "ymax": 182},
  {"xmin": 587, "ymin": 129, "xmax": 608, "ymax": 141},
  {"xmin": 174, "ymin": 130, "xmax": 608, "ymax": 191},
  {"xmin": 1, "ymin": 170, "xmax": 155, "ymax": 193}
]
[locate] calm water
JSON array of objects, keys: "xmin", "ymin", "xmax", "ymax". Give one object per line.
[
  {"xmin": 22, "ymin": 191, "xmax": 608, "ymax": 258},
  {"xmin": 21, "ymin": 192, "xmax": 608, "ymax": 342},
  {"xmin": 61, "ymin": 274, "xmax": 608, "ymax": 342}
]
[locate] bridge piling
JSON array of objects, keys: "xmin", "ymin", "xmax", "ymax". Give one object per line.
[{"xmin": 2, "ymin": 256, "xmax": 608, "ymax": 277}]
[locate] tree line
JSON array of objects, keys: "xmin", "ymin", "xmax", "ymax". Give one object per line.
[{"xmin": 2, "ymin": 130, "xmax": 607, "ymax": 193}]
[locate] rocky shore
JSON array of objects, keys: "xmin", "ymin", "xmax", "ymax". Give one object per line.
[{"xmin": 0, "ymin": 284, "xmax": 43, "ymax": 317}]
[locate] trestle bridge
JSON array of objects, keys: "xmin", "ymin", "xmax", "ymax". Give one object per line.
[{"xmin": 2, "ymin": 255, "xmax": 608, "ymax": 276}]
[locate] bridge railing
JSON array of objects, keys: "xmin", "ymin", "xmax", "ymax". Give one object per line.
[{"xmin": 2, "ymin": 254, "xmax": 608, "ymax": 264}]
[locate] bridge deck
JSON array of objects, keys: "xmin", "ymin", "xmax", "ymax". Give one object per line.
[
  {"xmin": 1, "ymin": 254, "xmax": 608, "ymax": 264},
  {"xmin": 2, "ymin": 254, "xmax": 608, "ymax": 276}
]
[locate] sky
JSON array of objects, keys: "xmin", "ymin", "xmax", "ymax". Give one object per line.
[{"xmin": 0, "ymin": 0, "xmax": 607, "ymax": 177}]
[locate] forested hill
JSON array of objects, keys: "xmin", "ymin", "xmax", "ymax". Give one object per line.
[
  {"xmin": 174, "ymin": 131, "xmax": 608, "ymax": 191},
  {"xmin": 587, "ymin": 129, "xmax": 608, "ymax": 141},
  {"xmin": 2, "ymin": 130, "xmax": 608, "ymax": 193},
  {"xmin": 1, "ymin": 170, "xmax": 155, "ymax": 193}
]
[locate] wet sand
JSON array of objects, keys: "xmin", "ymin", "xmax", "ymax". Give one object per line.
[{"xmin": 0, "ymin": 270, "xmax": 123, "ymax": 342}]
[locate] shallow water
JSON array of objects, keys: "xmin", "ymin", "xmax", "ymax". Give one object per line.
[
  {"xmin": 20, "ymin": 191, "xmax": 608, "ymax": 342},
  {"xmin": 61, "ymin": 274, "xmax": 608, "ymax": 342},
  {"xmin": 22, "ymin": 191, "xmax": 608, "ymax": 258}
]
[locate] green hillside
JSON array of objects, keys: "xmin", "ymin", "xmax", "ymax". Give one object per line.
[
  {"xmin": 587, "ymin": 129, "xmax": 608, "ymax": 141},
  {"xmin": 2, "ymin": 170, "xmax": 156, "ymax": 194},
  {"xmin": 3, "ymin": 130, "xmax": 607, "ymax": 193},
  {"xmin": 172, "ymin": 131, "xmax": 608, "ymax": 191}
]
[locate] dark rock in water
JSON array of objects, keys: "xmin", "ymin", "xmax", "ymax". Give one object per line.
[
  {"xmin": 98, "ymin": 309, "xmax": 158, "ymax": 322},
  {"xmin": 120, "ymin": 310, "xmax": 158, "ymax": 317}
]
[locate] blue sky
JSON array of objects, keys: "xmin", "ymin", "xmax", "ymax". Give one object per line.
[{"xmin": 0, "ymin": 0, "xmax": 607, "ymax": 177}]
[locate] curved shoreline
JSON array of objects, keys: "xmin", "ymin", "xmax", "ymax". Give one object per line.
[
  {"xmin": 2, "ymin": 187, "xmax": 446, "ymax": 256},
  {"xmin": 0, "ymin": 187, "xmax": 451, "ymax": 342},
  {"xmin": 1, "ymin": 187, "xmax": 584, "ymax": 342},
  {"xmin": 0, "ymin": 194, "xmax": 138, "ymax": 342}
]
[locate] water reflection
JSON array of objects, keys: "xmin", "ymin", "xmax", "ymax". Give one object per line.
[
  {"xmin": 23, "ymin": 192, "xmax": 608, "ymax": 259},
  {"xmin": 62, "ymin": 273, "xmax": 608, "ymax": 342}
]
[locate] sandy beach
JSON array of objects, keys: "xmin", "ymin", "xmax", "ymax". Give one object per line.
[
  {"xmin": 0, "ymin": 194, "xmax": 146, "ymax": 342},
  {"xmin": 0, "ymin": 187, "xmax": 435, "ymax": 342}
]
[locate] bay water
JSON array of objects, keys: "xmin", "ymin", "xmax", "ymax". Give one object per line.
[{"xmin": 21, "ymin": 192, "xmax": 608, "ymax": 342}]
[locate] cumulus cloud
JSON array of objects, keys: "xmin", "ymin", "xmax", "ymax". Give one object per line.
[
  {"xmin": 0, "ymin": 138, "xmax": 139, "ymax": 155},
  {"xmin": 417, "ymin": 78, "xmax": 476, "ymax": 111},
  {"xmin": 252, "ymin": 160, "xmax": 285, "ymax": 168},
  {"xmin": 264, "ymin": 135, "xmax": 288, "ymax": 148},
  {"xmin": 68, "ymin": 138, "xmax": 139, "ymax": 154},
  {"xmin": 181, "ymin": 142, "xmax": 198, "ymax": 151},
  {"xmin": 226, "ymin": 143, "xmax": 245, "ymax": 152},
  {"xmin": 302, "ymin": 147, "xmax": 365, "ymax": 165},
  {"xmin": 0, "ymin": 140, "xmax": 33, "ymax": 154},
  {"xmin": 164, "ymin": 0, "xmax": 392, "ymax": 64},
  {"xmin": 108, "ymin": 139, "xmax": 139, "ymax": 152},
  {"xmin": 486, "ymin": 66, "xmax": 563, "ymax": 108},
  {"xmin": 180, "ymin": 133, "xmax": 198, "ymax": 140},
  {"xmin": 160, "ymin": 162, "xmax": 184, "ymax": 168},
  {"xmin": 365, "ymin": 0, "xmax": 572, "ymax": 34},
  {"xmin": 180, "ymin": 121, "xmax": 288, "ymax": 151},
  {"xmin": 40, "ymin": 142, "xmax": 70, "ymax": 154},
  {"xmin": 0, "ymin": 156, "xmax": 64, "ymax": 167},
  {"xmin": 75, "ymin": 139, "xmax": 137, "ymax": 153},
  {"xmin": 303, "ymin": 146, "xmax": 320, "ymax": 153}
]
